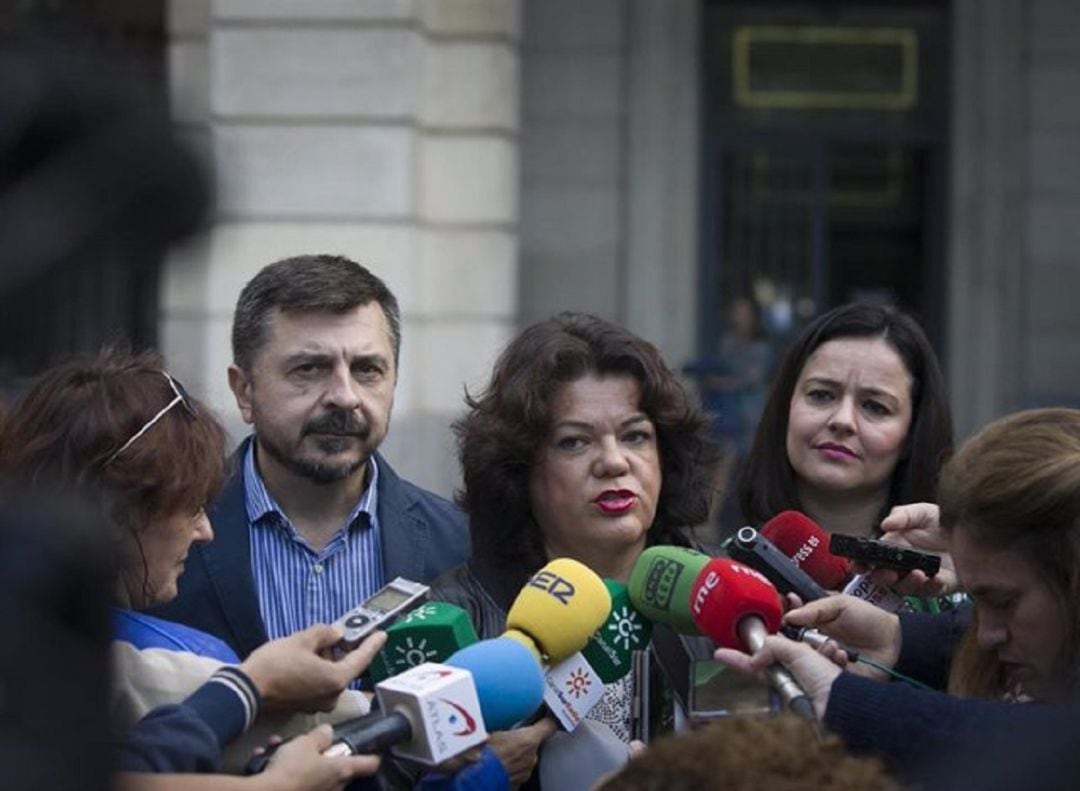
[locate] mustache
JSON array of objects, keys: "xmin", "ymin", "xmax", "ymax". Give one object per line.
[{"xmin": 303, "ymin": 411, "xmax": 370, "ymax": 438}]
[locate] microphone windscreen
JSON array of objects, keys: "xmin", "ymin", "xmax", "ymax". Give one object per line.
[
  {"xmin": 627, "ymin": 545, "xmax": 710, "ymax": 634},
  {"xmin": 689, "ymin": 558, "xmax": 783, "ymax": 650},
  {"xmin": 538, "ymin": 719, "xmax": 629, "ymax": 791},
  {"xmin": 505, "ymin": 558, "xmax": 612, "ymax": 664},
  {"xmin": 761, "ymin": 510, "xmax": 852, "ymax": 590},
  {"xmin": 368, "ymin": 601, "xmax": 479, "ymax": 682},
  {"xmin": 582, "ymin": 579, "xmax": 653, "ymax": 683},
  {"xmin": 447, "ymin": 637, "xmax": 545, "ymax": 731}
]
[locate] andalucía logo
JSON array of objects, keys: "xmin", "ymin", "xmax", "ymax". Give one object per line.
[
  {"xmin": 607, "ymin": 605, "xmax": 645, "ymax": 650},
  {"xmin": 404, "ymin": 604, "xmax": 439, "ymax": 623},
  {"xmin": 392, "ymin": 637, "xmax": 438, "ymax": 670},
  {"xmin": 438, "ymin": 698, "xmax": 479, "ymax": 736},
  {"xmin": 565, "ymin": 667, "xmax": 593, "ymax": 699}
]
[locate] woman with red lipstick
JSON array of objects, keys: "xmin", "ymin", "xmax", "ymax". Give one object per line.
[
  {"xmin": 430, "ymin": 312, "xmax": 717, "ymax": 786},
  {"xmin": 738, "ymin": 302, "xmax": 953, "ymax": 540}
]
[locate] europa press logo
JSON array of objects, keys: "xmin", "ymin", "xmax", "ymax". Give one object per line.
[
  {"xmin": 564, "ymin": 666, "xmax": 594, "ymax": 699},
  {"xmin": 390, "ymin": 636, "xmax": 440, "ymax": 671},
  {"xmin": 605, "ymin": 604, "xmax": 645, "ymax": 651}
]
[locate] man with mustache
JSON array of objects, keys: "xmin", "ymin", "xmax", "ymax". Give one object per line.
[{"xmin": 153, "ymin": 255, "xmax": 469, "ymax": 661}]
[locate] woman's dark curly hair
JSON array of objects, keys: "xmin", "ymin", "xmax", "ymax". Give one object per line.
[{"xmin": 456, "ymin": 312, "xmax": 719, "ymax": 572}]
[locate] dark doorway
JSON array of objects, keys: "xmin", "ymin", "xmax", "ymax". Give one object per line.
[{"xmin": 694, "ymin": 0, "xmax": 950, "ymax": 534}]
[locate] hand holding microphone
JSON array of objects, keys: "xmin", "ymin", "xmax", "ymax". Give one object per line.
[
  {"xmin": 782, "ymin": 595, "xmax": 902, "ymax": 681},
  {"xmin": 712, "ymin": 634, "xmax": 841, "ymax": 721},
  {"xmin": 687, "ymin": 557, "xmax": 816, "ymax": 722},
  {"xmin": 875, "ymin": 503, "xmax": 958, "ymax": 597}
]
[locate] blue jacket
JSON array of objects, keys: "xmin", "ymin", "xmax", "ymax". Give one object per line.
[{"xmin": 151, "ymin": 438, "xmax": 470, "ymax": 658}]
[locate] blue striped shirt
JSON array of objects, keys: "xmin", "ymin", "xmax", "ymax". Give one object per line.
[{"xmin": 244, "ymin": 443, "xmax": 385, "ymax": 645}]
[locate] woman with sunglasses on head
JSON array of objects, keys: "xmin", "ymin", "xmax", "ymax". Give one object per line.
[{"xmin": 0, "ymin": 349, "xmax": 384, "ymax": 789}]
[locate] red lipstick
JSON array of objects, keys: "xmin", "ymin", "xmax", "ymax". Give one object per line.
[{"xmin": 594, "ymin": 489, "xmax": 637, "ymax": 515}]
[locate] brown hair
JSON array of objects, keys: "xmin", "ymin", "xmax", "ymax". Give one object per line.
[
  {"xmin": 456, "ymin": 312, "xmax": 719, "ymax": 573},
  {"xmin": 231, "ymin": 254, "xmax": 401, "ymax": 372},
  {"xmin": 0, "ymin": 349, "xmax": 226, "ymax": 606},
  {"xmin": 739, "ymin": 302, "xmax": 953, "ymax": 529},
  {"xmin": 939, "ymin": 408, "xmax": 1080, "ymax": 700},
  {"xmin": 599, "ymin": 715, "xmax": 898, "ymax": 790}
]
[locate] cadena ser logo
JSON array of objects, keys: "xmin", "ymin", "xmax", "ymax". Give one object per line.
[
  {"xmin": 643, "ymin": 558, "xmax": 683, "ymax": 608},
  {"xmin": 606, "ymin": 605, "xmax": 646, "ymax": 651},
  {"xmin": 528, "ymin": 570, "xmax": 575, "ymax": 604}
]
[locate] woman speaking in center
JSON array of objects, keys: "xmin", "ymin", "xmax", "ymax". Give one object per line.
[{"xmin": 431, "ymin": 311, "xmax": 717, "ymax": 786}]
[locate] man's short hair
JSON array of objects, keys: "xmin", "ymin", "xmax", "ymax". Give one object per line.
[{"xmin": 231, "ymin": 254, "xmax": 401, "ymax": 372}]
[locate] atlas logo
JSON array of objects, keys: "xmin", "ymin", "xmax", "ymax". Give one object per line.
[
  {"xmin": 529, "ymin": 570, "xmax": 575, "ymax": 604},
  {"xmin": 409, "ymin": 668, "xmax": 456, "ymax": 684},
  {"xmin": 605, "ymin": 605, "xmax": 645, "ymax": 651},
  {"xmin": 565, "ymin": 667, "xmax": 594, "ymax": 699},
  {"xmin": 426, "ymin": 696, "xmax": 479, "ymax": 753}
]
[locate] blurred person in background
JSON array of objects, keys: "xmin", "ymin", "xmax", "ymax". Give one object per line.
[
  {"xmin": 431, "ymin": 311, "xmax": 719, "ymax": 786},
  {"xmin": 697, "ymin": 295, "xmax": 773, "ymax": 538}
]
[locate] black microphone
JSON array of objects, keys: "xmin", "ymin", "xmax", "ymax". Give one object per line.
[{"xmin": 727, "ymin": 526, "xmax": 829, "ymax": 603}]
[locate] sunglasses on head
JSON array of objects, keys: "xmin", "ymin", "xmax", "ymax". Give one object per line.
[{"xmin": 107, "ymin": 372, "xmax": 197, "ymax": 464}]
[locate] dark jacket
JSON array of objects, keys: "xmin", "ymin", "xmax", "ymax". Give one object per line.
[{"xmin": 151, "ymin": 438, "xmax": 470, "ymax": 658}]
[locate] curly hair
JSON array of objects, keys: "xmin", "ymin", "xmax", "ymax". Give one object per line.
[
  {"xmin": 599, "ymin": 714, "xmax": 898, "ymax": 791},
  {"xmin": 0, "ymin": 348, "xmax": 226, "ymax": 606},
  {"xmin": 738, "ymin": 302, "xmax": 953, "ymax": 528},
  {"xmin": 456, "ymin": 312, "xmax": 718, "ymax": 573},
  {"xmin": 940, "ymin": 408, "xmax": 1080, "ymax": 701}
]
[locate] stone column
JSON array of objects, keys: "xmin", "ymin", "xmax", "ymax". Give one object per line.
[{"xmin": 163, "ymin": 0, "xmax": 521, "ymax": 496}]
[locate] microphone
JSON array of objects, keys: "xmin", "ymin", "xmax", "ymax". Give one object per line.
[
  {"xmin": 447, "ymin": 637, "xmax": 546, "ymax": 731},
  {"xmin": 247, "ymin": 638, "xmax": 545, "ymax": 773},
  {"xmin": 688, "ymin": 558, "xmax": 815, "ymax": 721},
  {"xmin": 760, "ymin": 511, "xmax": 908, "ymax": 612},
  {"xmin": 543, "ymin": 579, "xmax": 652, "ymax": 731},
  {"xmin": 759, "ymin": 510, "xmax": 852, "ymax": 590},
  {"xmin": 627, "ymin": 545, "xmax": 711, "ymax": 634},
  {"xmin": 727, "ymin": 525, "xmax": 829, "ymax": 602},
  {"xmin": 368, "ymin": 601, "xmax": 479, "ymax": 683},
  {"xmin": 503, "ymin": 558, "xmax": 612, "ymax": 664}
]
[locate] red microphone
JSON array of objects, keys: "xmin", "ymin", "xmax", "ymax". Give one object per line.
[
  {"xmin": 761, "ymin": 510, "xmax": 853, "ymax": 590},
  {"xmin": 688, "ymin": 558, "xmax": 814, "ymax": 721}
]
